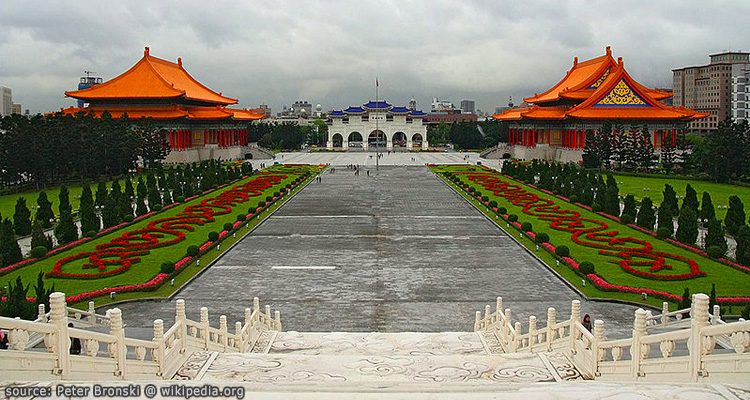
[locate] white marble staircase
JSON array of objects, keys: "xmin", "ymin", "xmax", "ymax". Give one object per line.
[{"xmin": 172, "ymin": 332, "xmax": 584, "ymax": 389}]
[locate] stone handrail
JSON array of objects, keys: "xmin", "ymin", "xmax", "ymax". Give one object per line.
[
  {"xmin": 0, "ymin": 292, "xmax": 281, "ymax": 381},
  {"xmin": 475, "ymin": 293, "xmax": 749, "ymax": 383}
]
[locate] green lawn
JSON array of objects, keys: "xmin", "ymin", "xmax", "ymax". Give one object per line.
[
  {"xmin": 0, "ymin": 174, "xmax": 144, "ymax": 221},
  {"xmin": 613, "ymin": 174, "xmax": 750, "ymax": 220},
  {"xmin": 1, "ymin": 164, "xmax": 320, "ymax": 298},
  {"xmin": 433, "ymin": 165, "xmax": 750, "ymax": 305}
]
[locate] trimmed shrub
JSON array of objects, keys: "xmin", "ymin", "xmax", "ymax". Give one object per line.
[
  {"xmin": 30, "ymin": 246, "xmax": 48, "ymax": 258},
  {"xmin": 223, "ymin": 222, "xmax": 233, "ymax": 231},
  {"xmin": 579, "ymin": 261, "xmax": 595, "ymax": 275},
  {"xmin": 591, "ymin": 202, "xmax": 602, "ymax": 212},
  {"xmin": 236, "ymin": 214, "xmax": 246, "ymax": 222},
  {"xmin": 555, "ymin": 245, "xmax": 570, "ymax": 257},
  {"xmin": 208, "ymin": 231, "xmax": 219, "ymax": 241},
  {"xmin": 469, "ymin": 187, "xmax": 476, "ymax": 193},
  {"xmin": 620, "ymin": 214, "xmax": 634, "ymax": 225},
  {"xmin": 176, "ymin": 196, "xmax": 186, "ymax": 203},
  {"xmin": 521, "ymin": 222, "xmax": 533, "ymax": 232},
  {"xmin": 489, "ymin": 200, "xmax": 498, "ymax": 208},
  {"xmin": 656, "ymin": 226, "xmax": 673, "ymax": 239},
  {"xmin": 265, "ymin": 196, "xmax": 273, "ymax": 202},
  {"xmin": 535, "ymin": 232, "xmax": 550, "ymax": 243},
  {"xmin": 475, "ymin": 191, "xmax": 483, "ymax": 198},
  {"xmin": 498, "ymin": 207, "xmax": 507, "ymax": 215},
  {"xmin": 186, "ymin": 245, "xmax": 199, "ymax": 257},
  {"xmin": 160, "ymin": 262, "xmax": 175, "ymax": 274},
  {"xmin": 508, "ymin": 214, "xmax": 518, "ymax": 222},
  {"xmin": 86, "ymin": 230, "xmax": 97, "ymax": 238},
  {"xmin": 481, "ymin": 196, "xmax": 489, "ymax": 202},
  {"xmin": 569, "ymin": 194, "xmax": 579, "ymax": 204},
  {"xmin": 152, "ymin": 204, "xmax": 163, "ymax": 212},
  {"xmin": 706, "ymin": 245, "xmax": 725, "ymax": 259},
  {"xmin": 123, "ymin": 214, "xmax": 134, "ymax": 223},
  {"xmin": 258, "ymin": 201, "xmax": 265, "ymax": 208}
]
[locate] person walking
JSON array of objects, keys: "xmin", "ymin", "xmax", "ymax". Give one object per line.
[
  {"xmin": 69, "ymin": 323, "xmax": 81, "ymax": 355},
  {"xmin": 0, "ymin": 329, "xmax": 8, "ymax": 350}
]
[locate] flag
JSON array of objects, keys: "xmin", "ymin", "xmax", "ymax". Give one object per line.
[{"xmin": 376, "ymin": 77, "xmax": 379, "ymax": 87}]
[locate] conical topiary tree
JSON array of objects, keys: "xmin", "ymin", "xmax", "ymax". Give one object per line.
[
  {"xmin": 147, "ymin": 184, "xmax": 162, "ymax": 211},
  {"xmin": 705, "ymin": 217, "xmax": 728, "ymax": 256},
  {"xmin": 136, "ymin": 177, "xmax": 147, "ymax": 199},
  {"xmin": 101, "ymin": 195, "xmax": 119, "ymax": 229},
  {"xmin": 605, "ymin": 174, "xmax": 620, "ymax": 216},
  {"xmin": 124, "ymin": 176, "xmax": 135, "ymax": 199},
  {"xmin": 57, "ymin": 185, "xmax": 72, "ymax": 216},
  {"xmin": 79, "ymin": 182, "xmax": 99, "ymax": 233},
  {"xmin": 700, "ymin": 191, "xmax": 715, "ymax": 224},
  {"xmin": 13, "ymin": 197, "xmax": 32, "ymax": 236},
  {"xmin": 663, "ymin": 184, "xmax": 679, "ymax": 216},
  {"xmin": 675, "ymin": 207, "xmax": 699, "ymax": 245},
  {"xmin": 657, "ymin": 201, "xmax": 673, "ymax": 238},
  {"xmin": 35, "ymin": 191, "xmax": 54, "ymax": 229},
  {"xmin": 95, "ymin": 181, "xmax": 108, "ymax": 207},
  {"xmin": 682, "ymin": 183, "xmax": 699, "ymax": 214},
  {"xmin": 725, "ymin": 195, "xmax": 746, "ymax": 236},
  {"xmin": 735, "ymin": 225, "xmax": 750, "ymax": 265},
  {"xmin": 636, "ymin": 197, "xmax": 656, "ymax": 230},
  {"xmin": 0, "ymin": 218, "xmax": 22, "ymax": 267},
  {"xmin": 54, "ymin": 207, "xmax": 78, "ymax": 245},
  {"xmin": 30, "ymin": 220, "xmax": 53, "ymax": 251},
  {"xmin": 621, "ymin": 194, "xmax": 637, "ymax": 220}
]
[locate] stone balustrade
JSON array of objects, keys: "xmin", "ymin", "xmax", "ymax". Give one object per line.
[
  {"xmin": 0, "ymin": 292, "xmax": 281, "ymax": 381},
  {"xmin": 475, "ymin": 294, "xmax": 750, "ymax": 383}
]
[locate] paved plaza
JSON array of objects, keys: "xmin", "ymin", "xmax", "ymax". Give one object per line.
[
  {"xmin": 117, "ymin": 165, "xmax": 639, "ymax": 337},
  {"xmin": 275, "ymin": 150, "xmax": 502, "ymax": 168}
]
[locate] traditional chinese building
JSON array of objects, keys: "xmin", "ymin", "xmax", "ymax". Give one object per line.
[
  {"xmin": 493, "ymin": 47, "xmax": 707, "ymax": 162},
  {"xmin": 62, "ymin": 47, "xmax": 266, "ymax": 163},
  {"xmin": 327, "ymin": 101, "xmax": 428, "ymax": 150}
]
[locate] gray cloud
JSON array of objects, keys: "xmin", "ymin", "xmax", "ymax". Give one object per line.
[{"xmin": 2, "ymin": 0, "xmax": 748, "ymax": 114}]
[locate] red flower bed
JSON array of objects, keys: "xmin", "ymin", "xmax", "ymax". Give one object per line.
[{"xmin": 48, "ymin": 174, "xmax": 289, "ymax": 279}]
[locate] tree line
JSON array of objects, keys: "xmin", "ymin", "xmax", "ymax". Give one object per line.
[
  {"xmin": 502, "ymin": 160, "xmax": 747, "ymax": 261},
  {"xmin": 427, "ymin": 121, "xmax": 508, "ymax": 149},
  {"xmin": 0, "ymin": 112, "xmax": 169, "ymax": 191},
  {"xmin": 0, "ymin": 161, "xmax": 252, "ymax": 267}
]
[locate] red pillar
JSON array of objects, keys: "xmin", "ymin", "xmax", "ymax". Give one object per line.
[
  {"xmin": 672, "ymin": 129, "xmax": 677, "ymax": 146},
  {"xmin": 580, "ymin": 129, "xmax": 585, "ymax": 149}
]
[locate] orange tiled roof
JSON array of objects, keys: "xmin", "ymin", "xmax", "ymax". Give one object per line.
[
  {"xmin": 524, "ymin": 47, "xmax": 616, "ymax": 104},
  {"xmin": 58, "ymin": 104, "xmax": 264, "ymax": 121},
  {"xmin": 65, "ymin": 47, "xmax": 238, "ymax": 105}
]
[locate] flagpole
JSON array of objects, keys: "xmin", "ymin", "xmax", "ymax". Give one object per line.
[{"xmin": 375, "ymin": 77, "xmax": 379, "ymax": 171}]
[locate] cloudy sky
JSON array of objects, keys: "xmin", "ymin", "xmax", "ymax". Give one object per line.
[{"xmin": 1, "ymin": 0, "xmax": 747, "ymax": 115}]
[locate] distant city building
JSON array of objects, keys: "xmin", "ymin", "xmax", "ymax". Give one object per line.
[
  {"xmin": 75, "ymin": 74, "xmax": 103, "ymax": 107},
  {"xmin": 431, "ymin": 97, "xmax": 454, "ymax": 112},
  {"xmin": 257, "ymin": 104, "xmax": 272, "ymax": 118},
  {"xmin": 11, "ymin": 103, "xmax": 21, "ymax": 114},
  {"xmin": 327, "ymin": 100, "xmax": 428, "ymax": 150},
  {"xmin": 460, "ymin": 99, "xmax": 475, "ymax": 114},
  {"xmin": 423, "ymin": 110, "xmax": 478, "ymax": 124},
  {"xmin": 732, "ymin": 67, "xmax": 750, "ymax": 122},
  {"xmin": 278, "ymin": 100, "xmax": 313, "ymax": 118},
  {"xmin": 672, "ymin": 51, "xmax": 750, "ymax": 133},
  {"xmin": 408, "ymin": 98, "xmax": 417, "ymax": 111},
  {"xmin": 0, "ymin": 86, "xmax": 11, "ymax": 116}
]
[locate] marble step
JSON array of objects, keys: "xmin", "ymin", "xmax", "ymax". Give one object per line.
[
  {"xmin": 267, "ymin": 331, "xmax": 490, "ymax": 355},
  {"xmin": 183, "ymin": 351, "xmax": 583, "ymax": 388}
]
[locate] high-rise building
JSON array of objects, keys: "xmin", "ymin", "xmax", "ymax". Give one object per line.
[
  {"xmin": 431, "ymin": 97, "xmax": 454, "ymax": 112},
  {"xmin": 11, "ymin": 103, "xmax": 22, "ymax": 114},
  {"xmin": 460, "ymin": 99, "xmax": 475, "ymax": 114},
  {"xmin": 732, "ymin": 66, "xmax": 750, "ymax": 123},
  {"xmin": 672, "ymin": 51, "xmax": 750, "ymax": 133},
  {"xmin": 0, "ymin": 86, "xmax": 12, "ymax": 116}
]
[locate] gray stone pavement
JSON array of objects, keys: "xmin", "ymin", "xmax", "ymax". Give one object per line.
[{"xmin": 115, "ymin": 166, "xmax": 639, "ymax": 338}]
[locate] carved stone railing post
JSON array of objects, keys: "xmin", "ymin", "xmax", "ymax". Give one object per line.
[
  {"xmin": 234, "ymin": 322, "xmax": 242, "ymax": 351},
  {"xmin": 274, "ymin": 311, "xmax": 281, "ymax": 331},
  {"xmin": 689, "ymin": 293, "xmax": 710, "ymax": 380},
  {"xmin": 37, "ymin": 304, "xmax": 47, "ymax": 323},
  {"xmin": 153, "ymin": 319, "xmax": 165, "ymax": 376},
  {"xmin": 484, "ymin": 304, "xmax": 491, "ymax": 325},
  {"xmin": 661, "ymin": 302, "xmax": 669, "ymax": 327},
  {"xmin": 570, "ymin": 300, "xmax": 581, "ymax": 354},
  {"xmin": 265, "ymin": 305, "xmax": 271, "ymax": 327},
  {"xmin": 546, "ymin": 307, "xmax": 556, "ymax": 351},
  {"xmin": 630, "ymin": 308, "xmax": 647, "ymax": 379},
  {"xmin": 593, "ymin": 319, "xmax": 605, "ymax": 376},
  {"xmin": 474, "ymin": 311, "xmax": 481, "ymax": 331},
  {"xmin": 503, "ymin": 309, "xmax": 512, "ymax": 341},
  {"xmin": 495, "ymin": 297, "xmax": 503, "ymax": 328},
  {"xmin": 253, "ymin": 297, "xmax": 260, "ymax": 322},
  {"xmin": 712, "ymin": 305, "xmax": 721, "ymax": 325},
  {"xmin": 108, "ymin": 308, "xmax": 127, "ymax": 378},
  {"xmin": 219, "ymin": 315, "xmax": 228, "ymax": 348},
  {"xmin": 88, "ymin": 301, "xmax": 96, "ymax": 325},
  {"xmin": 528, "ymin": 316, "xmax": 537, "ymax": 352},
  {"xmin": 175, "ymin": 299, "xmax": 187, "ymax": 354},
  {"xmin": 200, "ymin": 307, "xmax": 209, "ymax": 349},
  {"xmin": 513, "ymin": 322, "xmax": 522, "ymax": 352},
  {"xmin": 49, "ymin": 292, "xmax": 70, "ymax": 378}
]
